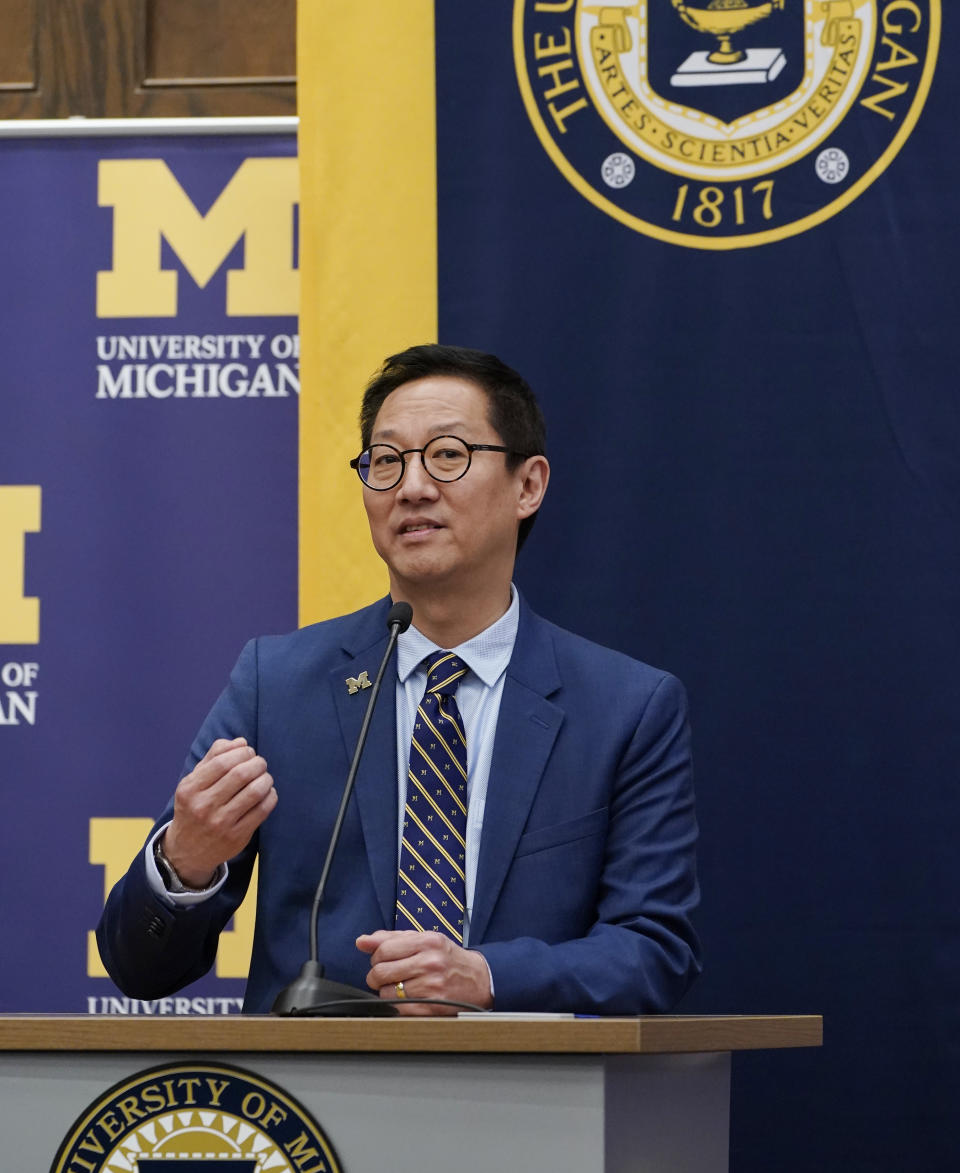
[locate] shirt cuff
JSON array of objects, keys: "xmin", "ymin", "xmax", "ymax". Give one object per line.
[{"xmin": 145, "ymin": 823, "xmax": 229, "ymax": 907}]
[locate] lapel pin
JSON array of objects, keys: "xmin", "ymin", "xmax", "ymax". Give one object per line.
[{"xmin": 345, "ymin": 671, "xmax": 372, "ymax": 695}]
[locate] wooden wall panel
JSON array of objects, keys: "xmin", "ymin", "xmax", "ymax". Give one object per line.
[
  {"xmin": 145, "ymin": 0, "xmax": 295, "ymax": 85},
  {"xmin": 0, "ymin": 0, "xmax": 37, "ymax": 90},
  {"xmin": 0, "ymin": 0, "xmax": 295, "ymax": 119}
]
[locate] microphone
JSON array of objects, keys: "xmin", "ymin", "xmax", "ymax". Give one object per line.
[{"xmin": 272, "ymin": 600, "xmax": 413, "ymax": 1016}]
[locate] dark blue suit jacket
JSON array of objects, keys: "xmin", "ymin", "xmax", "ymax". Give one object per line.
[{"xmin": 98, "ymin": 597, "xmax": 701, "ymax": 1013}]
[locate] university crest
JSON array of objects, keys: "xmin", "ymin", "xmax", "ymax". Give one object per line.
[
  {"xmin": 514, "ymin": 0, "xmax": 940, "ymax": 247},
  {"xmin": 50, "ymin": 1062, "xmax": 342, "ymax": 1173}
]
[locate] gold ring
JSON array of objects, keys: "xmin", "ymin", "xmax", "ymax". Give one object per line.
[{"xmin": 395, "ymin": 981, "xmax": 407, "ymax": 999}]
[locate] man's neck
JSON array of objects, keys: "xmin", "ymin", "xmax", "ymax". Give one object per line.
[{"xmin": 391, "ymin": 579, "xmax": 513, "ymax": 648}]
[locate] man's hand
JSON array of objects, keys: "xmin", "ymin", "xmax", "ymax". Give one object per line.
[
  {"xmin": 356, "ymin": 930, "xmax": 493, "ymax": 1016},
  {"xmin": 162, "ymin": 737, "xmax": 277, "ymax": 888}
]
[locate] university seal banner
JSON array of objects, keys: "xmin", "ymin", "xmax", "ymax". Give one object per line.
[
  {"xmin": 515, "ymin": 0, "xmax": 938, "ymax": 246},
  {"xmin": 294, "ymin": 3, "xmax": 953, "ymax": 1170},
  {"xmin": 0, "ymin": 125, "xmax": 298, "ymax": 1016}
]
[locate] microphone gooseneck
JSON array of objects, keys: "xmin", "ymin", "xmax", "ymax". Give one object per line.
[
  {"xmin": 271, "ymin": 601, "xmax": 412, "ymax": 1017},
  {"xmin": 307, "ymin": 600, "xmax": 411, "ymax": 963}
]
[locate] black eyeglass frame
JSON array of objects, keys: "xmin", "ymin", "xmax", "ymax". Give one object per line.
[{"xmin": 349, "ymin": 434, "xmax": 531, "ymax": 491}]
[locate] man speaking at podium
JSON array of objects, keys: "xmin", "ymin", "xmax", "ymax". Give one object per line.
[{"xmin": 98, "ymin": 344, "xmax": 701, "ymax": 1015}]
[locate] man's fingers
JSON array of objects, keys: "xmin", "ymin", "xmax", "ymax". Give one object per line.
[
  {"xmin": 183, "ymin": 760, "xmax": 273, "ymax": 831},
  {"xmin": 163, "ymin": 740, "xmax": 276, "ymax": 881},
  {"xmin": 366, "ymin": 956, "xmax": 423, "ymax": 988},
  {"xmin": 200, "ymin": 737, "xmax": 247, "ymax": 762},
  {"xmin": 187, "ymin": 747, "xmax": 265, "ymax": 800},
  {"xmin": 184, "ymin": 744, "xmax": 253, "ymax": 791},
  {"xmin": 355, "ymin": 931, "xmax": 391, "ymax": 956},
  {"xmin": 359, "ymin": 932, "xmax": 450, "ymax": 992},
  {"xmin": 356, "ymin": 930, "xmax": 437, "ymax": 965},
  {"xmin": 223, "ymin": 771, "xmax": 277, "ymax": 830},
  {"xmin": 357, "ymin": 933, "xmax": 492, "ymax": 1015},
  {"xmin": 173, "ymin": 741, "xmax": 273, "ymax": 825},
  {"xmin": 371, "ymin": 976, "xmax": 449, "ymax": 1015},
  {"xmin": 218, "ymin": 758, "xmax": 273, "ymax": 813}
]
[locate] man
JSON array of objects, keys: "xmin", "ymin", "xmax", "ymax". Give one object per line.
[{"xmin": 98, "ymin": 344, "xmax": 700, "ymax": 1015}]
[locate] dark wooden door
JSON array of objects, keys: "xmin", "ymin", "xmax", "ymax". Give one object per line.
[{"xmin": 0, "ymin": 0, "xmax": 295, "ymax": 119}]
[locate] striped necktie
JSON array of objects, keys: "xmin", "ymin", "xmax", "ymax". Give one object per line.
[{"xmin": 395, "ymin": 652, "xmax": 468, "ymax": 942}]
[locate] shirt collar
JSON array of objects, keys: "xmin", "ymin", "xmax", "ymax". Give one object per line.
[{"xmin": 396, "ymin": 585, "xmax": 520, "ymax": 688}]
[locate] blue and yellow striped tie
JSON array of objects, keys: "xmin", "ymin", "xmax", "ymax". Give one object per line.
[{"xmin": 395, "ymin": 652, "xmax": 468, "ymax": 942}]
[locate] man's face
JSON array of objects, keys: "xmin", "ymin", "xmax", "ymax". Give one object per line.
[{"xmin": 362, "ymin": 376, "xmax": 535, "ymax": 597}]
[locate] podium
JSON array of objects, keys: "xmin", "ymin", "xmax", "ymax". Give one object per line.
[{"xmin": 1, "ymin": 1014, "xmax": 821, "ymax": 1172}]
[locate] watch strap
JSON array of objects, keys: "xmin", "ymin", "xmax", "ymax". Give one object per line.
[{"xmin": 153, "ymin": 835, "xmax": 214, "ymax": 894}]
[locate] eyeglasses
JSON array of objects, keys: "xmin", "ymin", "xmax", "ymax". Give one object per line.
[{"xmin": 350, "ymin": 434, "xmax": 529, "ymax": 491}]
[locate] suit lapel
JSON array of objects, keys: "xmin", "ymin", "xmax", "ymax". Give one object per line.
[
  {"xmin": 330, "ymin": 604, "xmax": 399, "ymax": 926},
  {"xmin": 470, "ymin": 606, "xmax": 564, "ymax": 944}
]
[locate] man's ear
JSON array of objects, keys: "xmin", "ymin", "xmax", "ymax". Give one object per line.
[{"xmin": 516, "ymin": 455, "xmax": 550, "ymax": 520}]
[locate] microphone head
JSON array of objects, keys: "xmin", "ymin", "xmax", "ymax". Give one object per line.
[{"xmin": 387, "ymin": 601, "xmax": 413, "ymax": 634}]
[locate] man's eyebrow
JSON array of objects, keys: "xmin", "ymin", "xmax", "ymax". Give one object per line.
[{"xmin": 373, "ymin": 423, "xmax": 467, "ymax": 441}]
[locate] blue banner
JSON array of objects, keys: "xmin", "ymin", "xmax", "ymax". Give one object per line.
[
  {"xmin": 0, "ymin": 128, "xmax": 298, "ymax": 1015},
  {"xmin": 435, "ymin": 3, "xmax": 953, "ymax": 1170}
]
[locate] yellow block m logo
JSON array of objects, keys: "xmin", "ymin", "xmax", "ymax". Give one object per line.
[
  {"xmin": 97, "ymin": 158, "xmax": 299, "ymax": 317},
  {"xmin": 0, "ymin": 486, "xmax": 41, "ymax": 644}
]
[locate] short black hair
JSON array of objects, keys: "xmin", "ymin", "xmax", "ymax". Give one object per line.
[{"xmin": 360, "ymin": 344, "xmax": 546, "ymax": 551}]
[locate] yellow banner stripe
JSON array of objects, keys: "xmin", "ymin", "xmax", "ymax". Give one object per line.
[
  {"xmin": 298, "ymin": 0, "xmax": 438, "ymax": 625},
  {"xmin": 405, "ymin": 805, "xmax": 465, "ymax": 880}
]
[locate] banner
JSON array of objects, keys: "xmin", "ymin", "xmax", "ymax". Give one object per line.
[
  {"xmin": 297, "ymin": 3, "xmax": 955, "ymax": 1171},
  {"xmin": 0, "ymin": 125, "xmax": 298, "ymax": 1015}
]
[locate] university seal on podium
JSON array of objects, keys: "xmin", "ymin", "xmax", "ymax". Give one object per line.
[
  {"xmin": 50, "ymin": 1061, "xmax": 342, "ymax": 1173},
  {"xmin": 514, "ymin": 0, "xmax": 940, "ymax": 248}
]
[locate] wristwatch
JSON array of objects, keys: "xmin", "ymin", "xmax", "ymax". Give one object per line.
[{"xmin": 153, "ymin": 835, "xmax": 210, "ymax": 894}]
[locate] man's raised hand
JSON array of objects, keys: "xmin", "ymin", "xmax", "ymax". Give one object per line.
[{"xmin": 162, "ymin": 737, "xmax": 277, "ymax": 887}]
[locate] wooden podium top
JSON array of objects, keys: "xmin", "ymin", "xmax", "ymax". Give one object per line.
[{"xmin": 0, "ymin": 1014, "xmax": 821, "ymax": 1055}]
